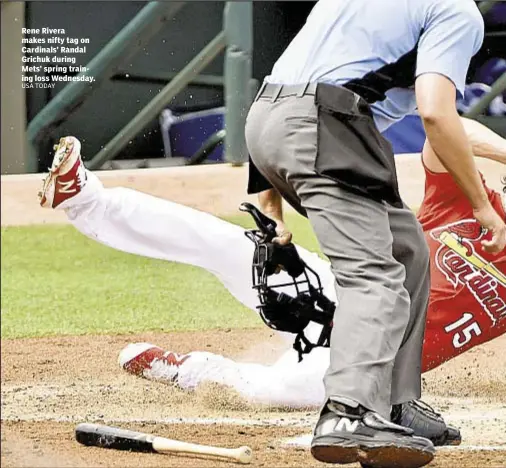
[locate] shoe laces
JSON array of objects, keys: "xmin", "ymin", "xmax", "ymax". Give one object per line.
[{"xmin": 409, "ymin": 399, "xmax": 443, "ymax": 422}]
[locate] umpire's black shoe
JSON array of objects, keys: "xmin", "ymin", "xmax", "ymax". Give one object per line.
[
  {"xmin": 311, "ymin": 401, "xmax": 435, "ymax": 468},
  {"xmin": 391, "ymin": 400, "xmax": 462, "ymax": 447}
]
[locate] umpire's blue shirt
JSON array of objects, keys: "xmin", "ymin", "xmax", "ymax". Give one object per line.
[{"xmin": 267, "ymin": 0, "xmax": 484, "ymax": 132}]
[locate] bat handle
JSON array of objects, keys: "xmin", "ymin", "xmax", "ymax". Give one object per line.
[
  {"xmin": 152, "ymin": 438, "xmax": 253, "ymax": 464},
  {"xmin": 211, "ymin": 445, "xmax": 253, "ymax": 464}
]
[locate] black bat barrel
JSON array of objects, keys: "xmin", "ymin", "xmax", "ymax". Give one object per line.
[{"xmin": 75, "ymin": 423, "xmax": 156, "ymax": 453}]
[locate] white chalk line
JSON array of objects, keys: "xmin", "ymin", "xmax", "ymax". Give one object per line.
[
  {"xmin": 438, "ymin": 445, "xmax": 506, "ymax": 452},
  {"xmin": 4, "ymin": 385, "xmax": 506, "ymax": 454}
]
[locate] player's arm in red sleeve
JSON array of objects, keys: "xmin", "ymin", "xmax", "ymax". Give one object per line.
[{"xmin": 423, "ymin": 117, "xmax": 506, "ymax": 172}]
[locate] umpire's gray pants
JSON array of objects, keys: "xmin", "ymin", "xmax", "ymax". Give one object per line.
[{"xmin": 245, "ymin": 94, "xmax": 430, "ymax": 419}]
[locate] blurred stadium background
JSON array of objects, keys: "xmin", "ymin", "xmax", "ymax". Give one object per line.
[{"xmin": 1, "ymin": 0, "xmax": 505, "ymax": 175}]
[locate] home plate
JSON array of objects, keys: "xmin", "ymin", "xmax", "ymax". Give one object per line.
[
  {"xmin": 280, "ymin": 434, "xmax": 506, "ymax": 452},
  {"xmin": 281, "ymin": 434, "xmax": 312, "ymax": 448}
]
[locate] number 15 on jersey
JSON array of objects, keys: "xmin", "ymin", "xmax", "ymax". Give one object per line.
[{"xmin": 444, "ymin": 312, "xmax": 482, "ymax": 349}]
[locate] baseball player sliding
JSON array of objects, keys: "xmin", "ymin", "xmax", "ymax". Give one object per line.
[{"xmin": 39, "ymin": 121, "xmax": 504, "ymax": 445}]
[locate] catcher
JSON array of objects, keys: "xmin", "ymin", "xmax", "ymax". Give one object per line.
[{"xmin": 39, "ymin": 118, "xmax": 505, "ymax": 448}]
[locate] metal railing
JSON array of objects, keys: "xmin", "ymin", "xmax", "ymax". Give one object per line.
[
  {"xmin": 464, "ymin": 1, "xmax": 506, "ymax": 118},
  {"xmin": 464, "ymin": 72, "xmax": 506, "ymax": 119},
  {"xmin": 26, "ymin": 1, "xmax": 253, "ymax": 172},
  {"xmin": 87, "ymin": 31, "xmax": 226, "ymax": 170},
  {"xmin": 478, "ymin": 0, "xmax": 500, "ymax": 15},
  {"xmin": 223, "ymin": 2, "xmax": 253, "ymax": 166}
]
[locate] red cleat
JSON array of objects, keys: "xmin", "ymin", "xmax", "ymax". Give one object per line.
[
  {"xmin": 118, "ymin": 343, "xmax": 191, "ymax": 383},
  {"xmin": 38, "ymin": 136, "xmax": 86, "ymax": 209}
]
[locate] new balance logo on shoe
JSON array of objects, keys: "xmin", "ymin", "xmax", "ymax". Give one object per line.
[
  {"xmin": 57, "ymin": 179, "xmax": 77, "ymax": 194},
  {"xmin": 319, "ymin": 416, "xmax": 359, "ymax": 435},
  {"xmin": 335, "ymin": 418, "xmax": 360, "ymax": 433}
]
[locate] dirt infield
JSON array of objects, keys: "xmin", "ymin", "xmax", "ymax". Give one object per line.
[
  {"xmin": 2, "ymin": 330, "xmax": 506, "ymax": 467},
  {"xmin": 2, "ymin": 161, "xmax": 506, "ymax": 467}
]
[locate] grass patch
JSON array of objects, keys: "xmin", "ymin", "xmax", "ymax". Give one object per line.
[{"xmin": 1, "ymin": 214, "xmax": 320, "ymax": 339}]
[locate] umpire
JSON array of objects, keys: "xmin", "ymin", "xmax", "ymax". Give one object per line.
[{"xmin": 246, "ymin": 0, "xmax": 506, "ymax": 466}]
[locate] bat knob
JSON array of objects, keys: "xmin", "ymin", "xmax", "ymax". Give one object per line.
[{"xmin": 236, "ymin": 446, "xmax": 253, "ymax": 464}]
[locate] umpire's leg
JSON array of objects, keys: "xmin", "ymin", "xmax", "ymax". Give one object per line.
[
  {"xmin": 246, "ymin": 95, "xmax": 423, "ymax": 419},
  {"xmin": 388, "ymin": 204, "xmax": 430, "ymax": 406},
  {"xmin": 303, "ymin": 180, "xmax": 413, "ymax": 419}
]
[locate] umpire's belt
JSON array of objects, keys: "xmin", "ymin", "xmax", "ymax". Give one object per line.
[
  {"xmin": 254, "ymin": 81, "xmax": 403, "ymax": 208},
  {"xmin": 255, "ymin": 82, "xmax": 384, "ymax": 105},
  {"xmin": 254, "ymin": 83, "xmax": 318, "ymax": 102}
]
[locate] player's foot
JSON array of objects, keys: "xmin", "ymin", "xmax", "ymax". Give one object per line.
[
  {"xmin": 391, "ymin": 400, "xmax": 462, "ymax": 447},
  {"xmin": 311, "ymin": 401, "xmax": 435, "ymax": 468},
  {"xmin": 39, "ymin": 136, "xmax": 86, "ymax": 209},
  {"xmin": 118, "ymin": 343, "xmax": 191, "ymax": 383}
]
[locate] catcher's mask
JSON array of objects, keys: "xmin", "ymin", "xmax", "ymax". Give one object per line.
[{"xmin": 240, "ymin": 202, "xmax": 335, "ymax": 361}]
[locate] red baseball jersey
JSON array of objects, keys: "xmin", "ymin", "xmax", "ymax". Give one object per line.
[{"xmin": 417, "ymin": 162, "xmax": 506, "ymax": 372}]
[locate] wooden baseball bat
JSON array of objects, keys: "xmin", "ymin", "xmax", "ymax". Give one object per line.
[{"xmin": 75, "ymin": 423, "xmax": 253, "ymax": 464}]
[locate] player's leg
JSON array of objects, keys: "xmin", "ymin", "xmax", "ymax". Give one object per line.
[
  {"xmin": 68, "ymin": 176, "xmax": 333, "ymax": 313},
  {"xmin": 67, "ymin": 172, "xmax": 260, "ymax": 311},
  {"xmin": 39, "ymin": 137, "xmax": 335, "ymax": 316},
  {"xmin": 118, "ymin": 342, "xmax": 328, "ymax": 408}
]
